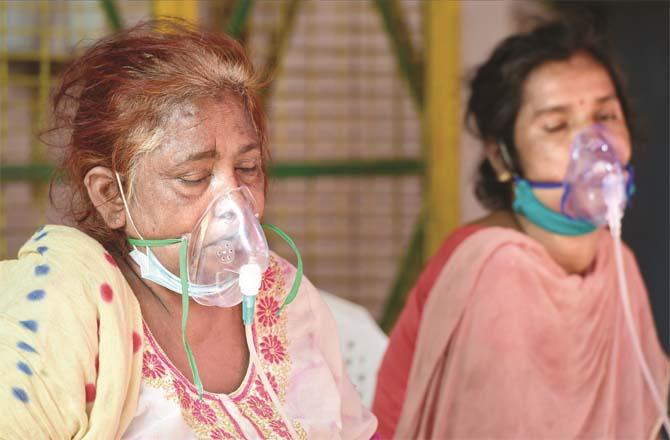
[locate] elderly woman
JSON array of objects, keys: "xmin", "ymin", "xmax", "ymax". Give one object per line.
[
  {"xmin": 0, "ymin": 21, "xmax": 377, "ymax": 439},
  {"xmin": 373, "ymin": 20, "xmax": 669, "ymax": 439}
]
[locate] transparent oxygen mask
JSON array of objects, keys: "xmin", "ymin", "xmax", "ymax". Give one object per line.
[
  {"xmin": 561, "ymin": 125, "xmax": 628, "ymax": 226},
  {"xmin": 186, "ymin": 186, "xmax": 269, "ymax": 307}
]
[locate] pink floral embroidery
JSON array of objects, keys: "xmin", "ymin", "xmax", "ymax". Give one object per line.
[
  {"xmin": 255, "ymin": 372, "xmax": 279, "ymax": 402},
  {"xmin": 135, "ymin": 257, "xmax": 300, "ymax": 437},
  {"xmin": 260, "ymin": 266, "xmax": 276, "ymax": 292},
  {"xmin": 270, "ymin": 420, "xmax": 291, "ymax": 439},
  {"xmin": 210, "ymin": 427, "xmax": 236, "ymax": 439},
  {"xmin": 257, "ymin": 296, "xmax": 280, "ymax": 328},
  {"xmin": 260, "ymin": 335, "xmax": 286, "ymax": 364},
  {"xmin": 247, "ymin": 395, "xmax": 274, "ymax": 419},
  {"xmin": 173, "ymin": 378, "xmax": 192, "ymax": 410},
  {"xmin": 191, "ymin": 397, "xmax": 217, "ymax": 425},
  {"xmin": 142, "ymin": 351, "xmax": 166, "ymax": 379}
]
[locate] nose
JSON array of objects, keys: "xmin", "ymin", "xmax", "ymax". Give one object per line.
[
  {"xmin": 211, "ymin": 199, "xmax": 242, "ymax": 232},
  {"xmin": 569, "ymin": 119, "xmax": 631, "ymax": 165},
  {"xmin": 568, "ymin": 117, "xmax": 596, "ymax": 140},
  {"xmin": 211, "ymin": 172, "xmax": 241, "ymax": 192},
  {"xmin": 211, "ymin": 187, "xmax": 255, "ymax": 222},
  {"xmin": 205, "ymin": 173, "xmax": 243, "ymax": 205}
]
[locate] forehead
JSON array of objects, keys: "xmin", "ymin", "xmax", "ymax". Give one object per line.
[
  {"xmin": 149, "ymin": 96, "xmax": 258, "ymax": 161},
  {"xmin": 521, "ymin": 52, "xmax": 617, "ymax": 107},
  {"xmin": 162, "ymin": 96, "xmax": 254, "ymax": 137}
]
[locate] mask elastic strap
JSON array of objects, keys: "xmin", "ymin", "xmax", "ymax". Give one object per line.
[
  {"xmin": 625, "ymin": 164, "xmax": 636, "ymax": 199},
  {"xmin": 522, "ymin": 165, "xmax": 635, "ymax": 211},
  {"xmin": 127, "ymin": 236, "xmax": 205, "ymax": 398},
  {"xmin": 262, "ymin": 224, "xmax": 302, "ymax": 316},
  {"xmin": 516, "ymin": 177, "xmax": 569, "ymax": 215},
  {"xmin": 115, "ymin": 172, "xmax": 145, "ymax": 242},
  {"xmin": 520, "ymin": 178, "xmax": 564, "ymax": 190}
]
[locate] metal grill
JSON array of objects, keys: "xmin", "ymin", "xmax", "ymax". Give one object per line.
[
  {"xmin": 250, "ymin": 1, "xmax": 423, "ymax": 318},
  {"xmin": 0, "ymin": 0, "xmax": 424, "ymax": 321}
]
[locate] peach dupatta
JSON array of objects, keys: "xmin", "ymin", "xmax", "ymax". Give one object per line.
[{"xmin": 396, "ymin": 228, "xmax": 669, "ymax": 439}]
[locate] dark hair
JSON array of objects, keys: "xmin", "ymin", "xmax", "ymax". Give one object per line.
[
  {"xmin": 49, "ymin": 19, "xmax": 267, "ymax": 253},
  {"xmin": 465, "ymin": 19, "xmax": 632, "ymax": 211}
]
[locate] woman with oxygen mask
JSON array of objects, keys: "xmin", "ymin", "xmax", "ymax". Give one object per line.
[
  {"xmin": 376, "ymin": 20, "xmax": 669, "ymax": 439},
  {"xmin": 119, "ymin": 180, "xmax": 303, "ymax": 439},
  {"xmin": 514, "ymin": 124, "xmax": 670, "ymax": 434},
  {"xmin": 0, "ymin": 20, "xmax": 377, "ymax": 439}
]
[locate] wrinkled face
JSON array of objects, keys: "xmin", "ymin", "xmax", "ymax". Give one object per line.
[
  {"xmin": 513, "ymin": 51, "xmax": 631, "ymax": 210},
  {"xmin": 125, "ymin": 95, "xmax": 264, "ymax": 274}
]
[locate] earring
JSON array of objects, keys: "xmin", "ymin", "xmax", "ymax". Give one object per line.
[{"xmin": 497, "ymin": 171, "xmax": 512, "ymax": 183}]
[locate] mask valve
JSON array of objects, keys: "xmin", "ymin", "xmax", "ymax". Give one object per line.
[{"xmin": 239, "ymin": 263, "xmax": 262, "ymax": 325}]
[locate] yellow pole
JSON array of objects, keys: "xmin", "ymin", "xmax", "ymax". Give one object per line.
[
  {"xmin": 0, "ymin": 0, "xmax": 7, "ymax": 258},
  {"xmin": 424, "ymin": 0, "xmax": 460, "ymax": 260},
  {"xmin": 152, "ymin": 0, "xmax": 199, "ymax": 22}
]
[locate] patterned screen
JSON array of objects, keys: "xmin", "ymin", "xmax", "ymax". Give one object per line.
[{"xmin": 0, "ymin": 0, "xmax": 423, "ymax": 320}]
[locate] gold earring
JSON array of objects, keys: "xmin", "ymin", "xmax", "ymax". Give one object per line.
[{"xmin": 497, "ymin": 171, "xmax": 512, "ymax": 183}]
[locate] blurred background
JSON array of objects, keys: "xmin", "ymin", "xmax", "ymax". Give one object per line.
[{"xmin": 0, "ymin": 0, "xmax": 667, "ymax": 353}]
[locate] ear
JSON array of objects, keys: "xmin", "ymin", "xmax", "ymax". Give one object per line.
[
  {"xmin": 484, "ymin": 140, "xmax": 512, "ymax": 177},
  {"xmin": 84, "ymin": 166, "xmax": 126, "ymax": 230}
]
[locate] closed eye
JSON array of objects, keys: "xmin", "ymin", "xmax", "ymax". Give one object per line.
[
  {"xmin": 596, "ymin": 112, "xmax": 617, "ymax": 122},
  {"xmin": 235, "ymin": 158, "xmax": 261, "ymax": 174},
  {"xmin": 178, "ymin": 174, "xmax": 211, "ymax": 185},
  {"xmin": 543, "ymin": 122, "xmax": 567, "ymax": 133}
]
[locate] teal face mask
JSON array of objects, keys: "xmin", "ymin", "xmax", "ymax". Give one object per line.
[{"xmin": 512, "ymin": 178, "xmax": 597, "ymax": 236}]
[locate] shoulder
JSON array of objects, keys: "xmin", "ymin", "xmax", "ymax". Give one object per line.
[
  {"xmin": 5, "ymin": 225, "xmax": 120, "ymax": 284},
  {"xmin": 428, "ymin": 224, "xmax": 488, "ymax": 269},
  {"xmin": 264, "ymin": 251, "xmax": 325, "ymax": 318},
  {"xmin": 17, "ymin": 224, "xmax": 108, "ymax": 258},
  {"xmin": 0, "ymin": 227, "xmax": 125, "ymax": 426},
  {"xmin": 425, "ymin": 222, "xmax": 540, "ymax": 275},
  {"xmin": 409, "ymin": 224, "xmax": 488, "ymax": 311},
  {"xmin": 453, "ymin": 226, "xmax": 545, "ymax": 266},
  {"xmin": 2, "ymin": 224, "xmax": 118, "ymax": 291},
  {"xmin": 423, "ymin": 226, "xmax": 549, "ymax": 310},
  {"xmin": 1, "ymin": 224, "xmax": 136, "ymax": 332},
  {"xmin": 261, "ymin": 252, "xmax": 341, "ymax": 348}
]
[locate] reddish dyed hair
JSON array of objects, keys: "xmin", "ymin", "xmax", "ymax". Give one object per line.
[{"xmin": 50, "ymin": 19, "xmax": 268, "ymax": 253}]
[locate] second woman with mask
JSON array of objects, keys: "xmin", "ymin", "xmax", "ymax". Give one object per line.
[{"xmin": 373, "ymin": 19, "xmax": 669, "ymax": 439}]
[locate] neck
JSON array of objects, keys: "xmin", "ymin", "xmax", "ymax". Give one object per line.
[
  {"xmin": 118, "ymin": 256, "xmax": 242, "ymax": 343},
  {"xmin": 515, "ymin": 212, "xmax": 604, "ymax": 275},
  {"xmin": 472, "ymin": 210, "xmax": 604, "ymax": 275}
]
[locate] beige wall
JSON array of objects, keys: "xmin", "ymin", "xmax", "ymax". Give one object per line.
[{"xmin": 459, "ymin": 0, "xmax": 550, "ymax": 223}]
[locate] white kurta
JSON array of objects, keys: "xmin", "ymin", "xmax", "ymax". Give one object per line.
[{"xmin": 122, "ymin": 253, "xmax": 377, "ymax": 439}]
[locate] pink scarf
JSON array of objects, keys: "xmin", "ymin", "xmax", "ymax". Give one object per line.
[{"xmin": 396, "ymin": 228, "xmax": 669, "ymax": 439}]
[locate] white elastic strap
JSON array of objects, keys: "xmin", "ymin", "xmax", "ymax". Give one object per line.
[
  {"xmin": 498, "ymin": 141, "xmax": 515, "ymax": 172},
  {"xmin": 115, "ymin": 171, "xmax": 145, "ymax": 241},
  {"xmin": 245, "ymin": 324, "xmax": 299, "ymax": 440}
]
